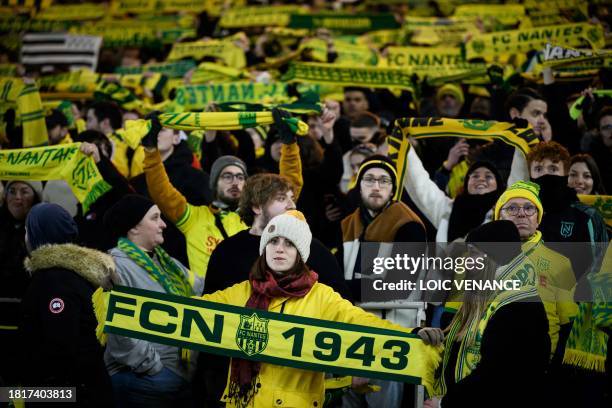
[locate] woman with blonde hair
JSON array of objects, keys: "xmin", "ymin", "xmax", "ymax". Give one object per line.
[{"xmin": 425, "ymin": 221, "xmax": 550, "ymax": 408}]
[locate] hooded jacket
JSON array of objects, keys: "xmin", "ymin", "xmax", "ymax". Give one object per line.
[
  {"xmin": 534, "ymin": 174, "xmax": 609, "ymax": 280},
  {"xmin": 19, "ymin": 243, "xmax": 116, "ymax": 407}
]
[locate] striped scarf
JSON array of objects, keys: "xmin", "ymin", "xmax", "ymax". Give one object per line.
[
  {"xmin": 563, "ymin": 243, "xmax": 611, "ymax": 373},
  {"xmin": 117, "ymin": 237, "xmax": 193, "ymax": 297},
  {"xmin": 435, "ymin": 243, "xmax": 540, "ymax": 396},
  {"xmin": 0, "ymin": 77, "xmax": 47, "ymax": 147},
  {"xmin": 389, "ymin": 117, "xmax": 538, "ymax": 201},
  {"xmin": 117, "ymin": 112, "xmax": 308, "ymax": 149}
]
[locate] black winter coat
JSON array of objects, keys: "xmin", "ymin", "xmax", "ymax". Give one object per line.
[
  {"xmin": 0, "ymin": 206, "xmax": 30, "ymax": 386},
  {"xmin": 442, "ymin": 301, "xmax": 551, "ymax": 408},
  {"xmin": 0, "ymin": 205, "xmax": 29, "ymax": 300},
  {"xmin": 19, "ymin": 244, "xmax": 115, "ymax": 407}
]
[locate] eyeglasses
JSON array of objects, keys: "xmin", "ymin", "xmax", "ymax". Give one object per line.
[
  {"xmin": 220, "ymin": 172, "xmax": 246, "ymax": 183},
  {"xmin": 502, "ymin": 204, "xmax": 538, "ymax": 217},
  {"xmin": 361, "ymin": 176, "xmax": 393, "ymax": 187}
]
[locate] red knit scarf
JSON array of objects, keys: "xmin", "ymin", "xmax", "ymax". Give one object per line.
[{"xmin": 228, "ymin": 268, "xmax": 318, "ymax": 406}]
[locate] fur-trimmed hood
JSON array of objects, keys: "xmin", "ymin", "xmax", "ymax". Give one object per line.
[{"xmin": 24, "ymin": 243, "xmax": 117, "ymax": 289}]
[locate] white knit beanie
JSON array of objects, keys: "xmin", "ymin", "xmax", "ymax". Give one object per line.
[{"xmin": 259, "ymin": 210, "xmax": 312, "ymax": 262}]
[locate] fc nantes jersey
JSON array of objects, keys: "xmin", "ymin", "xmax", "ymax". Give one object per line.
[
  {"xmin": 526, "ymin": 240, "xmax": 578, "ymax": 355},
  {"xmin": 176, "ymin": 204, "xmax": 247, "ymax": 278}
]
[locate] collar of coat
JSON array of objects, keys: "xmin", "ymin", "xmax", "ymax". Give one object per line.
[
  {"xmin": 341, "ymin": 201, "xmax": 423, "ymax": 242},
  {"xmin": 24, "ymin": 243, "xmax": 116, "ymax": 289}
]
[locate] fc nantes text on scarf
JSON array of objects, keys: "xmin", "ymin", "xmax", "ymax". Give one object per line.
[{"xmin": 0, "ymin": 143, "xmax": 110, "ymax": 212}]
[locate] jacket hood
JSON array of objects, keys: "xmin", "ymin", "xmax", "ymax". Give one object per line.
[{"xmin": 24, "ymin": 243, "xmax": 117, "ymax": 289}]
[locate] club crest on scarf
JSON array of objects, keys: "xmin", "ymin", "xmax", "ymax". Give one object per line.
[{"xmin": 236, "ymin": 313, "xmax": 269, "ymax": 356}]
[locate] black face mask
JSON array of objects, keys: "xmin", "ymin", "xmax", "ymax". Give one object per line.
[{"xmin": 533, "ymin": 174, "xmax": 576, "ymax": 211}]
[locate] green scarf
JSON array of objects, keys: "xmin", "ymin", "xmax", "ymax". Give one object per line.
[
  {"xmin": 117, "ymin": 112, "xmax": 308, "ymax": 149},
  {"xmin": 117, "ymin": 237, "xmax": 193, "ymax": 297},
  {"xmin": 435, "ymin": 244, "xmax": 540, "ymax": 396},
  {"xmin": 563, "ymin": 243, "xmax": 611, "ymax": 373}
]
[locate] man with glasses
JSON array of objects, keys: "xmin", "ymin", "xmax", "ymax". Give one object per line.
[
  {"xmin": 341, "ymin": 155, "xmax": 426, "ymax": 301},
  {"xmin": 139, "ymin": 112, "xmax": 302, "ymax": 279},
  {"xmin": 339, "ymin": 155, "xmax": 426, "ymax": 408},
  {"xmin": 494, "ymin": 180, "xmax": 577, "ymax": 365}
]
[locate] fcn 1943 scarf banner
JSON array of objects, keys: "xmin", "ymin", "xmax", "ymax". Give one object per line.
[{"xmin": 104, "ymin": 286, "xmax": 440, "ymax": 391}]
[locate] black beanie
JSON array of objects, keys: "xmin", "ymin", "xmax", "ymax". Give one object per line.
[
  {"xmin": 26, "ymin": 203, "xmax": 78, "ymax": 251},
  {"xmin": 103, "ymin": 195, "xmax": 155, "ymax": 239},
  {"xmin": 463, "ymin": 160, "xmax": 505, "ymax": 193},
  {"xmin": 355, "ymin": 155, "xmax": 398, "ymax": 196},
  {"xmin": 466, "ymin": 220, "xmax": 522, "ymax": 266}
]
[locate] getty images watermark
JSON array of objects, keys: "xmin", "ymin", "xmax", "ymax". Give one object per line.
[
  {"xmin": 357, "ymin": 242, "xmax": 607, "ymax": 303},
  {"xmin": 371, "ymin": 252, "xmax": 520, "ymax": 291}
]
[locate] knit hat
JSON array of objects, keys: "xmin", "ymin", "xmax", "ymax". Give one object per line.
[
  {"xmin": 4, "ymin": 180, "xmax": 43, "ymax": 201},
  {"xmin": 355, "ymin": 155, "xmax": 398, "ymax": 196},
  {"xmin": 466, "ymin": 220, "xmax": 522, "ymax": 266},
  {"xmin": 463, "ymin": 160, "xmax": 505, "ymax": 193},
  {"xmin": 26, "ymin": 203, "xmax": 78, "ymax": 251},
  {"xmin": 436, "ymin": 83, "xmax": 465, "ymax": 106},
  {"xmin": 103, "ymin": 194, "xmax": 155, "ymax": 239},
  {"xmin": 210, "ymin": 155, "xmax": 248, "ymax": 190},
  {"xmin": 259, "ymin": 210, "xmax": 312, "ymax": 262},
  {"xmin": 494, "ymin": 181, "xmax": 544, "ymax": 223}
]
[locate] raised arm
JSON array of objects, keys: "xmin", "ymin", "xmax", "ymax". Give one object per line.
[
  {"xmin": 403, "ymin": 146, "xmax": 454, "ymax": 229},
  {"xmin": 274, "ymin": 108, "xmax": 304, "ymax": 199},
  {"xmin": 141, "ymin": 115, "xmax": 188, "ymax": 223},
  {"xmin": 507, "ymin": 147, "xmax": 529, "ymax": 186}
]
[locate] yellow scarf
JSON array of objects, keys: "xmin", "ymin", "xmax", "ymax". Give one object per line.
[
  {"xmin": 390, "ymin": 118, "xmax": 538, "ymax": 200},
  {"xmin": 101, "ymin": 285, "xmax": 442, "ymax": 394},
  {"xmin": 0, "ymin": 77, "xmax": 47, "ymax": 147},
  {"xmin": 0, "ymin": 143, "xmax": 111, "ymax": 212}
]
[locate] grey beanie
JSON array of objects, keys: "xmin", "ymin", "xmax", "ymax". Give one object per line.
[{"xmin": 209, "ymin": 155, "xmax": 247, "ymax": 190}]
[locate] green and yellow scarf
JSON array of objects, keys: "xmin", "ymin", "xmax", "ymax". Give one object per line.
[
  {"xmin": 389, "ymin": 117, "xmax": 538, "ymax": 201},
  {"xmin": 117, "ymin": 237, "xmax": 194, "ymax": 297},
  {"xmin": 0, "ymin": 77, "xmax": 47, "ymax": 147},
  {"xmin": 563, "ymin": 243, "xmax": 611, "ymax": 373},
  {"xmin": 435, "ymin": 245, "xmax": 540, "ymax": 396},
  {"xmin": 0, "ymin": 143, "xmax": 110, "ymax": 212},
  {"xmin": 117, "ymin": 112, "xmax": 308, "ymax": 149}
]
